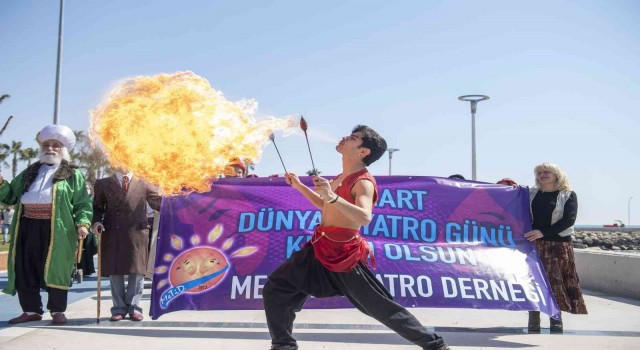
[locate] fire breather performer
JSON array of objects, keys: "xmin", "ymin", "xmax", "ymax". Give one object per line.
[{"xmin": 263, "ymin": 125, "xmax": 450, "ymax": 350}]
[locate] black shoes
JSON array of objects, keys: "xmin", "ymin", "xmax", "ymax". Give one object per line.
[
  {"xmin": 269, "ymin": 346, "xmax": 297, "ymax": 350},
  {"xmin": 528, "ymin": 311, "xmax": 564, "ymax": 333},
  {"xmin": 528, "ymin": 311, "xmax": 541, "ymax": 333},
  {"xmin": 550, "ymin": 318, "xmax": 564, "ymax": 333}
]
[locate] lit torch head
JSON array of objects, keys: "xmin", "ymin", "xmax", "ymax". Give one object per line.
[{"xmin": 90, "ymin": 71, "xmax": 295, "ymax": 195}]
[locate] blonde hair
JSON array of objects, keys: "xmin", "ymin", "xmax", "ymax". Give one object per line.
[{"xmin": 534, "ymin": 163, "xmax": 571, "ymax": 191}]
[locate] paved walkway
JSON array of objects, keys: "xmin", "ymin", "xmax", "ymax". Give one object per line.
[{"xmin": 0, "ymin": 270, "xmax": 638, "ymax": 350}]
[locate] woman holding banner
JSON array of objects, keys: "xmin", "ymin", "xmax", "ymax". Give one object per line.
[{"xmin": 524, "ymin": 163, "xmax": 587, "ymax": 333}]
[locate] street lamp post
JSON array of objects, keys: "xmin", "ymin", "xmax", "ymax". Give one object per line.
[
  {"xmin": 53, "ymin": 0, "xmax": 65, "ymax": 124},
  {"xmin": 458, "ymin": 95, "xmax": 489, "ymax": 181},
  {"xmin": 629, "ymin": 197, "xmax": 634, "ymax": 226},
  {"xmin": 387, "ymin": 148, "xmax": 399, "ymax": 176}
]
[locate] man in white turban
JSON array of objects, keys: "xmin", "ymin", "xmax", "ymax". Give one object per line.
[{"xmin": 0, "ymin": 124, "xmax": 92, "ymax": 325}]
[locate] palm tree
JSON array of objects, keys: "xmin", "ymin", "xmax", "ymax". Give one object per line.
[
  {"xmin": 78, "ymin": 146, "xmax": 111, "ymax": 184},
  {"xmin": 72, "ymin": 130, "xmax": 112, "ymax": 183},
  {"xmin": 9, "ymin": 141, "xmax": 22, "ymax": 178},
  {"xmin": 0, "ymin": 143, "xmax": 10, "ymax": 171},
  {"xmin": 0, "ymin": 94, "xmax": 12, "ymax": 138},
  {"xmin": 20, "ymin": 147, "xmax": 39, "ymax": 166},
  {"xmin": 69, "ymin": 130, "xmax": 86, "ymax": 164}
]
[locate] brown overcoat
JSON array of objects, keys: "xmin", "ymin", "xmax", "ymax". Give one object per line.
[{"xmin": 93, "ymin": 175, "xmax": 161, "ymax": 276}]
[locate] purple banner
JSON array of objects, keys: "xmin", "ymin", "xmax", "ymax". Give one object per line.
[{"xmin": 150, "ymin": 176, "xmax": 560, "ymax": 320}]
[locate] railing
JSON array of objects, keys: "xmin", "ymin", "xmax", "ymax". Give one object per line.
[{"xmin": 575, "ymin": 225, "xmax": 640, "ymax": 233}]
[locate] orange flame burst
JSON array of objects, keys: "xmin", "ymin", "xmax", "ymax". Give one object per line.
[{"xmin": 90, "ymin": 71, "xmax": 295, "ymax": 195}]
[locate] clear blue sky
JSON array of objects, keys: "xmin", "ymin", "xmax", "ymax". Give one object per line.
[{"xmin": 1, "ymin": 0, "xmax": 639, "ymax": 225}]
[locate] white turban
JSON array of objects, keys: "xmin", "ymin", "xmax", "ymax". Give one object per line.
[{"xmin": 37, "ymin": 124, "xmax": 76, "ymax": 150}]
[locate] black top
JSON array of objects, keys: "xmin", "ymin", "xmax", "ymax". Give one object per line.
[{"xmin": 531, "ymin": 190, "xmax": 578, "ymax": 242}]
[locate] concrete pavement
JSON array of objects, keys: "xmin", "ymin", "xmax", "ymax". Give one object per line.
[{"xmin": 0, "ymin": 269, "xmax": 638, "ymax": 350}]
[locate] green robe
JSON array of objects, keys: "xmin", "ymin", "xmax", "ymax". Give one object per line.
[{"xmin": 0, "ymin": 162, "xmax": 92, "ymax": 294}]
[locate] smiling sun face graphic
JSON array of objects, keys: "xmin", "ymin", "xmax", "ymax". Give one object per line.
[
  {"xmin": 155, "ymin": 224, "xmax": 257, "ymax": 296},
  {"xmin": 169, "ymin": 247, "xmax": 229, "ymax": 292}
]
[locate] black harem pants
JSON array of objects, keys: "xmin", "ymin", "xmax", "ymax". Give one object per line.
[{"xmin": 263, "ymin": 244, "xmax": 446, "ymax": 350}]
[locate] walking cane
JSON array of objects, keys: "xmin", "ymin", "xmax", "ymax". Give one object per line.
[
  {"xmin": 96, "ymin": 227, "xmax": 103, "ymax": 323},
  {"xmin": 75, "ymin": 237, "xmax": 84, "ymax": 283},
  {"xmin": 70, "ymin": 237, "xmax": 84, "ymax": 287}
]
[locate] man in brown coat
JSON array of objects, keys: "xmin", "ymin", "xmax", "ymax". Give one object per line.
[{"xmin": 92, "ymin": 169, "xmax": 161, "ymax": 321}]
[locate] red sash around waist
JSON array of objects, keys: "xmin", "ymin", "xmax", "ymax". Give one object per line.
[
  {"xmin": 23, "ymin": 204, "xmax": 53, "ymax": 219},
  {"xmin": 309, "ymin": 225, "xmax": 376, "ymax": 273}
]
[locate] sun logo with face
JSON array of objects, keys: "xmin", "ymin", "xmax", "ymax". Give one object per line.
[{"xmin": 155, "ymin": 224, "xmax": 257, "ymax": 308}]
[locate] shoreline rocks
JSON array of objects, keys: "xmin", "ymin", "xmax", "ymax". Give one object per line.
[{"xmin": 573, "ymin": 231, "xmax": 640, "ymax": 251}]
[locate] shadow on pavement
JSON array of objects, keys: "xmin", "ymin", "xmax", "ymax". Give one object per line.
[{"xmin": 27, "ymin": 326, "xmax": 533, "ymax": 348}]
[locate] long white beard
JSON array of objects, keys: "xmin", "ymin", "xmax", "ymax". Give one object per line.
[{"xmin": 39, "ymin": 147, "xmax": 70, "ymax": 165}]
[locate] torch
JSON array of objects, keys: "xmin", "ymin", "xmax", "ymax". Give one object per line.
[
  {"xmin": 299, "ymin": 116, "xmax": 317, "ymax": 175},
  {"xmin": 268, "ymin": 131, "xmax": 288, "ymax": 174}
]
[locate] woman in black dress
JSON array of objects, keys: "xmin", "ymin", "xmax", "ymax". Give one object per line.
[{"xmin": 524, "ymin": 163, "xmax": 587, "ymax": 333}]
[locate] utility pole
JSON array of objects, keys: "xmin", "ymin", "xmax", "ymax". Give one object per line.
[
  {"xmin": 458, "ymin": 95, "xmax": 489, "ymax": 180},
  {"xmin": 53, "ymin": 0, "xmax": 65, "ymax": 124}
]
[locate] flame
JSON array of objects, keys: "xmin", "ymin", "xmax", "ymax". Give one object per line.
[
  {"xmin": 222, "ymin": 238, "xmax": 234, "ymax": 251},
  {"xmin": 90, "ymin": 71, "xmax": 296, "ymax": 195},
  {"xmin": 171, "ymin": 235, "xmax": 183, "ymax": 250},
  {"xmin": 230, "ymin": 246, "xmax": 258, "ymax": 258},
  {"xmin": 207, "ymin": 224, "xmax": 223, "ymax": 244},
  {"xmin": 163, "ymin": 253, "xmax": 174, "ymax": 262},
  {"xmin": 155, "ymin": 266, "xmax": 168, "ymax": 274},
  {"xmin": 157, "ymin": 279, "xmax": 168, "ymax": 289},
  {"xmin": 190, "ymin": 235, "xmax": 200, "ymax": 246}
]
